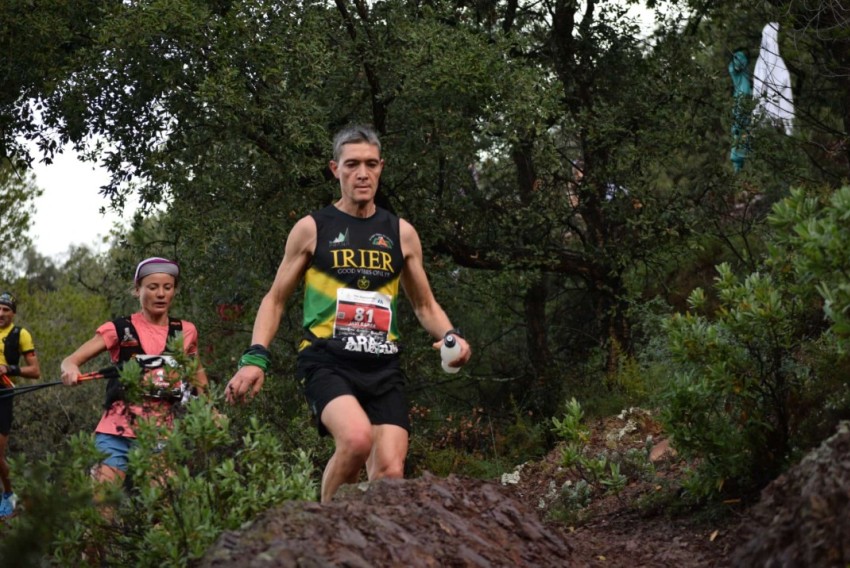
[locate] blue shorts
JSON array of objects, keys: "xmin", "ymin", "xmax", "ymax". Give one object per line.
[{"xmin": 94, "ymin": 433, "xmax": 136, "ymax": 472}]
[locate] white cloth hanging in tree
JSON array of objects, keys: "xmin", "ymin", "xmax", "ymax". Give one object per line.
[{"xmin": 752, "ymin": 22, "xmax": 794, "ymax": 135}]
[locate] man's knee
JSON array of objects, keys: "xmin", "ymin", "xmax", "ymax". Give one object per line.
[
  {"xmin": 336, "ymin": 427, "xmax": 373, "ymax": 459},
  {"xmin": 374, "ymin": 458, "xmax": 404, "ymax": 480}
]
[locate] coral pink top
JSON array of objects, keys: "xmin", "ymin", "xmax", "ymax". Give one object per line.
[{"xmin": 94, "ymin": 312, "xmax": 198, "ymax": 438}]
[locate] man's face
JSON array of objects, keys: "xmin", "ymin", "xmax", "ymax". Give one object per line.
[
  {"xmin": 0, "ymin": 305, "xmax": 14, "ymax": 328},
  {"xmin": 330, "ymin": 142, "xmax": 384, "ymax": 206}
]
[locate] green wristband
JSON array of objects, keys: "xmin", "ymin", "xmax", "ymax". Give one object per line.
[{"xmin": 238, "ymin": 353, "xmax": 270, "ymax": 372}]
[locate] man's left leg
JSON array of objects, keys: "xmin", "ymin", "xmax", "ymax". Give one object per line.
[{"xmin": 366, "ymin": 424, "xmax": 408, "ymax": 481}]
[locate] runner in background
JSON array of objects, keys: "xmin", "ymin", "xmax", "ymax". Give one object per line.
[
  {"xmin": 61, "ymin": 258, "xmax": 208, "ymax": 487},
  {"xmin": 0, "ymin": 291, "xmax": 41, "ymax": 518}
]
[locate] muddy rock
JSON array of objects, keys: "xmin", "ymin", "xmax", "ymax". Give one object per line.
[
  {"xmin": 731, "ymin": 421, "xmax": 850, "ymax": 567},
  {"xmin": 201, "ymin": 472, "xmax": 573, "ymax": 567}
]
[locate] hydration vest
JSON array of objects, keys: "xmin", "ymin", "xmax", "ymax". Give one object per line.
[
  {"xmin": 104, "ymin": 316, "xmax": 183, "ymax": 409},
  {"xmin": 2, "ymin": 326, "xmax": 21, "ymax": 366}
]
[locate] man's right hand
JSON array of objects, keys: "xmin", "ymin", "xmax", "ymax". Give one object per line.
[{"xmin": 225, "ymin": 366, "xmax": 265, "ymax": 404}]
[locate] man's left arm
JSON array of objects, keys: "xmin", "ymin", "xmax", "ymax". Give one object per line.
[
  {"xmin": 399, "ymin": 220, "xmax": 471, "ymax": 367},
  {"xmin": 18, "ymin": 328, "xmax": 41, "ymax": 379},
  {"xmin": 18, "ymin": 351, "xmax": 40, "ymax": 380}
]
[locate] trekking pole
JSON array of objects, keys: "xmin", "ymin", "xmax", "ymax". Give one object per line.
[{"xmin": 0, "ymin": 367, "xmax": 119, "ymax": 400}]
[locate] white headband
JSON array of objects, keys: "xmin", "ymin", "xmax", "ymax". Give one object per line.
[{"xmin": 134, "ymin": 257, "xmax": 179, "ymax": 284}]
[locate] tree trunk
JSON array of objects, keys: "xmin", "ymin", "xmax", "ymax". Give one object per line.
[{"xmin": 524, "ymin": 275, "xmax": 559, "ymax": 415}]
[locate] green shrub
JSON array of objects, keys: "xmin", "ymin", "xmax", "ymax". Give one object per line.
[
  {"xmin": 1, "ymin": 368, "xmax": 317, "ymax": 566},
  {"xmin": 660, "ymin": 263, "xmax": 814, "ymax": 499},
  {"xmin": 549, "ymin": 398, "xmax": 656, "ymax": 522},
  {"xmin": 657, "ymin": 188, "xmax": 850, "ymax": 502},
  {"xmin": 769, "ymin": 186, "xmax": 850, "ymax": 349}
]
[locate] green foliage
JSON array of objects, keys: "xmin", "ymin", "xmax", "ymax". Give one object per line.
[
  {"xmin": 407, "ymin": 399, "xmax": 549, "ymax": 480},
  {"xmin": 650, "ymin": 186, "xmax": 850, "ymax": 503},
  {"xmin": 769, "ymin": 186, "xmax": 850, "ymax": 347},
  {"xmin": 415, "ymin": 447, "xmax": 508, "ymax": 479},
  {"xmin": 599, "ymin": 461, "xmax": 628, "ymax": 494},
  {"xmin": 551, "ymin": 398, "xmax": 589, "ymax": 445},
  {"xmin": 10, "ymin": 0, "xmax": 795, "ymax": 420},
  {"xmin": 498, "ymin": 404, "xmax": 549, "ymax": 464},
  {"xmin": 114, "ymin": 408, "xmax": 315, "ymax": 565},
  {"xmin": 408, "ymin": 405, "xmax": 494, "ymax": 476},
  {"xmin": 660, "ymin": 262, "xmax": 811, "ymax": 498},
  {"xmin": 0, "ymin": 166, "xmax": 42, "ymax": 273},
  {"xmin": 655, "ymin": 186, "xmax": 850, "ymax": 501},
  {"xmin": 547, "ymin": 399, "xmax": 657, "ymax": 524},
  {"xmin": 555, "ymin": 479, "xmax": 593, "ymax": 524},
  {"xmin": 0, "ymin": 0, "xmax": 110, "ymax": 167},
  {"xmin": 10, "ymin": 263, "xmax": 112, "ymax": 465},
  {"xmin": 550, "ymin": 399, "xmax": 656, "ymax": 512},
  {"xmin": 0, "ymin": 433, "xmax": 103, "ymax": 566},
  {"xmin": 7, "ymin": 1, "xmax": 850, "ymax": 538},
  {"xmin": 1, "ymin": 358, "xmax": 317, "ymax": 566}
]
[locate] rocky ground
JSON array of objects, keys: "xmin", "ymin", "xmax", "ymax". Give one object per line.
[
  {"xmin": 202, "ymin": 412, "xmax": 850, "ymax": 567},
  {"xmin": 730, "ymin": 421, "xmax": 850, "ymax": 566},
  {"xmin": 197, "ymin": 411, "xmax": 693, "ymax": 566},
  {"xmin": 6, "ymin": 407, "xmax": 843, "ymax": 566},
  {"xmin": 498, "ymin": 412, "xmax": 738, "ymax": 567}
]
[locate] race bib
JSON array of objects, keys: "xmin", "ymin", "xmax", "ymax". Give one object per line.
[{"xmin": 334, "ymin": 288, "xmax": 392, "ymax": 341}]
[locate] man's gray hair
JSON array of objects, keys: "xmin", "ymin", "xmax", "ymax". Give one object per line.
[{"xmin": 333, "ymin": 125, "xmax": 381, "ymax": 161}]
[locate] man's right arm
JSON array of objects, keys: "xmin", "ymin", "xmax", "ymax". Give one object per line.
[{"xmin": 225, "ymin": 215, "xmax": 316, "ymax": 403}]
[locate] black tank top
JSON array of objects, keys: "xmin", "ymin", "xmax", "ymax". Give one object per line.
[{"xmin": 301, "ymin": 205, "xmax": 404, "ymax": 357}]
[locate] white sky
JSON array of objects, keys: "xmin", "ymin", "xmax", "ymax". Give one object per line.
[{"xmin": 28, "ymin": 146, "xmax": 137, "ymax": 261}]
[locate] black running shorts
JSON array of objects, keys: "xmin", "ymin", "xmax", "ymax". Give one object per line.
[
  {"xmin": 0, "ymin": 393, "xmax": 12, "ymax": 436},
  {"xmin": 302, "ymin": 364, "xmax": 410, "ymax": 437}
]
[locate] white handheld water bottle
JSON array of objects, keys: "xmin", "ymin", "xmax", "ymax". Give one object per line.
[{"xmin": 441, "ymin": 333, "xmax": 462, "ymax": 374}]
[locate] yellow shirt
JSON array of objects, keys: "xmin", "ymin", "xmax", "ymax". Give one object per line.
[{"xmin": 0, "ymin": 324, "xmax": 35, "ymax": 366}]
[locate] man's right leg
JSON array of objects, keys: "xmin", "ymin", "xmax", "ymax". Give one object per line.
[
  {"xmin": 0, "ymin": 433, "xmax": 10, "ymax": 495},
  {"xmin": 0, "ymin": 432, "xmax": 14, "ymax": 517},
  {"xmin": 320, "ymin": 395, "xmax": 373, "ymax": 502},
  {"xmin": 0, "ymin": 397, "xmax": 13, "ymax": 496}
]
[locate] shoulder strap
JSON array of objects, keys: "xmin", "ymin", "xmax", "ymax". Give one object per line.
[
  {"xmin": 113, "ymin": 316, "xmax": 144, "ymax": 363},
  {"xmin": 104, "ymin": 317, "xmax": 139, "ymax": 409},
  {"xmin": 3, "ymin": 326, "xmax": 21, "ymax": 366},
  {"xmin": 114, "ymin": 316, "xmax": 184, "ymax": 360},
  {"xmin": 167, "ymin": 317, "xmax": 183, "ymax": 338}
]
